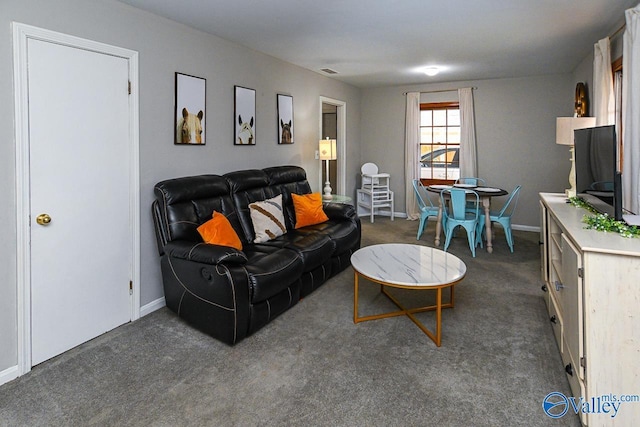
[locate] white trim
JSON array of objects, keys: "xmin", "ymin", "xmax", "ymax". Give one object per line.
[
  {"xmin": 140, "ymin": 297, "xmax": 166, "ymax": 317},
  {"xmin": 513, "ymin": 224, "xmax": 540, "ymax": 233},
  {"xmin": 357, "ymin": 211, "xmax": 407, "ymax": 220},
  {"xmin": 0, "ymin": 365, "xmax": 20, "ymax": 387},
  {"xmin": 363, "ymin": 213, "xmax": 540, "ymax": 234},
  {"xmin": 12, "ymin": 22, "xmax": 140, "ymax": 377},
  {"xmin": 319, "ymin": 97, "xmax": 347, "ymax": 195}
]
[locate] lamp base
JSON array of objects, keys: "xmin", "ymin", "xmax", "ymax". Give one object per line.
[
  {"xmin": 323, "ymin": 181, "xmax": 333, "ymax": 200},
  {"xmin": 566, "ymin": 147, "xmax": 576, "ymax": 199}
]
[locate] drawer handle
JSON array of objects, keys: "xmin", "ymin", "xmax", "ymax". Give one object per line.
[
  {"xmin": 555, "ymin": 281, "xmax": 564, "ymax": 291},
  {"xmin": 550, "ymin": 315, "xmax": 557, "ymax": 324},
  {"xmin": 541, "ymin": 284, "xmax": 548, "ymax": 292},
  {"xmin": 565, "ymin": 363, "xmax": 573, "ymax": 376}
]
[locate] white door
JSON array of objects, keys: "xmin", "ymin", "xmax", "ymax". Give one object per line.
[{"xmin": 28, "ymin": 38, "xmax": 132, "ymax": 365}]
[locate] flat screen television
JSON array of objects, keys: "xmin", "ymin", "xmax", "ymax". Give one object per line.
[{"xmin": 573, "ymin": 125, "xmax": 623, "ymax": 221}]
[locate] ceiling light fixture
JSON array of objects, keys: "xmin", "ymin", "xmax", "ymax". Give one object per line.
[{"xmin": 423, "ymin": 66, "xmax": 440, "ymax": 77}]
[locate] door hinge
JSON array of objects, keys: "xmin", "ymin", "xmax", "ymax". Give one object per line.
[
  {"xmin": 578, "ymin": 267, "xmax": 584, "ymax": 278},
  {"xmin": 128, "ymin": 81, "xmax": 131, "ymax": 95},
  {"xmin": 580, "ymin": 356, "xmax": 586, "ymax": 372},
  {"xmin": 129, "ymin": 280, "xmax": 133, "ymax": 295}
]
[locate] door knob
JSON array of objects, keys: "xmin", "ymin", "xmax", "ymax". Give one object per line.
[{"xmin": 36, "ymin": 213, "xmax": 52, "ymax": 225}]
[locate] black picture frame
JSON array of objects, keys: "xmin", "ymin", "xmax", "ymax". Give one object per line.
[
  {"xmin": 277, "ymin": 94, "xmax": 294, "ymax": 144},
  {"xmin": 174, "ymin": 72, "xmax": 206, "ymax": 145},
  {"xmin": 234, "ymin": 85, "xmax": 256, "ymax": 145}
]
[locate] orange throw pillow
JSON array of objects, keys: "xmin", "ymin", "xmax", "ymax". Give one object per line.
[
  {"xmin": 292, "ymin": 193, "xmax": 329, "ymax": 229},
  {"xmin": 197, "ymin": 211, "xmax": 243, "ymax": 250}
]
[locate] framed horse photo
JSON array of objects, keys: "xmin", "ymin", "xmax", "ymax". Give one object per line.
[
  {"xmin": 277, "ymin": 94, "xmax": 293, "ymax": 144},
  {"xmin": 234, "ymin": 85, "xmax": 256, "ymax": 145},
  {"xmin": 174, "ymin": 72, "xmax": 206, "ymax": 145}
]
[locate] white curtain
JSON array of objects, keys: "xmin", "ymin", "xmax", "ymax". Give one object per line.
[
  {"xmin": 405, "ymin": 92, "xmax": 420, "ymax": 220},
  {"xmin": 593, "ymin": 37, "xmax": 615, "ymax": 126},
  {"xmin": 458, "ymin": 88, "xmax": 478, "ymax": 177},
  {"xmin": 623, "ymin": 4, "xmax": 640, "ymax": 215}
]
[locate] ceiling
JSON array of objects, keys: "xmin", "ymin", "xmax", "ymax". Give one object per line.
[{"xmin": 118, "ymin": 0, "xmax": 636, "ymax": 88}]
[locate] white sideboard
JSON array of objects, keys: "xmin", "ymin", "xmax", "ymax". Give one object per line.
[{"xmin": 540, "ymin": 193, "xmax": 640, "ymax": 426}]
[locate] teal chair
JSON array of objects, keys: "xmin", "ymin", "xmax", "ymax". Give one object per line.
[
  {"xmin": 455, "ymin": 177, "xmax": 486, "ymax": 214},
  {"xmin": 441, "ymin": 188, "xmax": 481, "ymax": 257},
  {"xmin": 455, "ymin": 177, "xmax": 486, "ymax": 186},
  {"xmin": 477, "ymin": 185, "xmax": 521, "ymax": 253},
  {"xmin": 412, "ymin": 179, "xmax": 440, "ymax": 240}
]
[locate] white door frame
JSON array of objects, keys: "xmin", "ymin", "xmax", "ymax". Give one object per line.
[
  {"xmin": 12, "ymin": 22, "xmax": 140, "ymax": 376},
  {"xmin": 319, "ymin": 96, "xmax": 346, "ymax": 195}
]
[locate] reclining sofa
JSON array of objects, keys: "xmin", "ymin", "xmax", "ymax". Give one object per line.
[{"xmin": 152, "ymin": 165, "xmax": 361, "ymax": 345}]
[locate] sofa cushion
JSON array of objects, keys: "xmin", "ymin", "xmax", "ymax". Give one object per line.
[
  {"xmin": 263, "ymin": 166, "xmax": 313, "ymax": 229},
  {"xmin": 255, "ymin": 230, "xmax": 334, "ymax": 272},
  {"xmin": 295, "ymin": 219, "xmax": 360, "ymax": 256},
  {"xmin": 154, "ymin": 175, "xmax": 242, "ymax": 245},
  {"xmin": 243, "ymin": 246, "xmax": 304, "ymax": 303},
  {"xmin": 197, "ymin": 211, "xmax": 243, "ymax": 250},
  {"xmin": 249, "ymin": 194, "xmax": 287, "ymax": 243},
  {"xmin": 292, "ymin": 193, "xmax": 329, "ymax": 228}
]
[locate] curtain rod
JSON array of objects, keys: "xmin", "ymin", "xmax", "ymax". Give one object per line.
[
  {"xmin": 611, "ymin": 23, "xmax": 625, "ymax": 39},
  {"xmin": 403, "ymin": 87, "xmax": 477, "ymax": 95}
]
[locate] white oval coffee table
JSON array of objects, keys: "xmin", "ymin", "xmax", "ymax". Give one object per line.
[{"xmin": 351, "ymin": 243, "xmax": 467, "ymax": 346}]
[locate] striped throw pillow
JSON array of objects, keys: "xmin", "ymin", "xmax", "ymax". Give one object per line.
[{"xmin": 249, "ymin": 194, "xmax": 287, "ymax": 243}]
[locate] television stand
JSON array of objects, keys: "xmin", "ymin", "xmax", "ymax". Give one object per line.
[{"xmin": 540, "ymin": 193, "xmax": 640, "ymax": 426}]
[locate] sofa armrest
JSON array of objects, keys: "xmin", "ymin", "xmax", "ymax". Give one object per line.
[
  {"xmin": 165, "ymin": 240, "xmax": 247, "ymax": 265},
  {"xmin": 323, "ymin": 202, "xmax": 358, "ymax": 222}
]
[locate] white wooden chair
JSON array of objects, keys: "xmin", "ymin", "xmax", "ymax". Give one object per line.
[{"xmin": 357, "ymin": 163, "xmax": 394, "ymax": 223}]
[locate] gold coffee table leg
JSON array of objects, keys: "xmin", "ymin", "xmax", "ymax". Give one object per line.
[
  {"xmin": 354, "ymin": 272, "xmax": 455, "ymax": 347},
  {"xmin": 353, "ymin": 271, "xmax": 359, "ymax": 323}
]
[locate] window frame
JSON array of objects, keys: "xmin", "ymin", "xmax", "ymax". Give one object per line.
[{"xmin": 419, "ymin": 101, "xmax": 461, "ymax": 185}]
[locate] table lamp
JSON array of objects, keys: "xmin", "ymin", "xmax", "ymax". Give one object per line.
[
  {"xmin": 556, "ymin": 117, "xmax": 596, "ymax": 198},
  {"xmin": 319, "ymin": 138, "xmax": 337, "ymax": 201}
]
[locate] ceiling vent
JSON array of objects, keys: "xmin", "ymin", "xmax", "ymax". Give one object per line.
[{"xmin": 321, "ymin": 68, "xmax": 338, "ymax": 75}]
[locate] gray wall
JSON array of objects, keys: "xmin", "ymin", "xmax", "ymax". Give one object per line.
[
  {"xmin": 360, "ymin": 74, "xmax": 574, "ymax": 229},
  {"xmin": 0, "ymin": 0, "xmax": 616, "ymax": 379},
  {"xmin": 0, "ymin": 0, "xmax": 361, "ymax": 373}
]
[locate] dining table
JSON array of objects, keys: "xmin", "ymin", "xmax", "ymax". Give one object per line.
[{"xmin": 426, "ymin": 184, "xmax": 508, "ymax": 253}]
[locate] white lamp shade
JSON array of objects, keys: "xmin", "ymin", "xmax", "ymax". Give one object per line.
[
  {"xmin": 319, "ymin": 139, "xmax": 337, "ymax": 160},
  {"xmin": 556, "ymin": 117, "xmax": 596, "ymax": 145}
]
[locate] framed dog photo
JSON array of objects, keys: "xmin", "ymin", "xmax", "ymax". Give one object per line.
[
  {"xmin": 277, "ymin": 94, "xmax": 293, "ymax": 144},
  {"xmin": 174, "ymin": 72, "xmax": 206, "ymax": 145},
  {"xmin": 234, "ymin": 85, "xmax": 256, "ymax": 145}
]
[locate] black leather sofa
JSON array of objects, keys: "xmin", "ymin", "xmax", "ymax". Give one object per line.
[{"xmin": 152, "ymin": 165, "xmax": 361, "ymax": 345}]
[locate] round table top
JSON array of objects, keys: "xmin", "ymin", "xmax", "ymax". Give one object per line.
[
  {"xmin": 426, "ymin": 184, "xmax": 508, "ymax": 197},
  {"xmin": 324, "ymin": 194, "xmax": 353, "ymax": 204},
  {"xmin": 351, "ymin": 243, "xmax": 466, "ymax": 288}
]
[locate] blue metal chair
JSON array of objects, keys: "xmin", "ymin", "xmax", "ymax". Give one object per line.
[
  {"xmin": 477, "ymin": 185, "xmax": 521, "ymax": 252},
  {"xmin": 441, "ymin": 188, "xmax": 481, "ymax": 257},
  {"xmin": 455, "ymin": 177, "xmax": 486, "ymax": 214},
  {"xmin": 455, "ymin": 177, "xmax": 486, "ymax": 186},
  {"xmin": 412, "ymin": 179, "xmax": 440, "ymax": 240}
]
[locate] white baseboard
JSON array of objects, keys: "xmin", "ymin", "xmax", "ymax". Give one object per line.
[
  {"xmin": 512, "ymin": 224, "xmax": 540, "ymax": 233},
  {"xmin": 357, "ymin": 211, "xmax": 407, "ymax": 220},
  {"xmin": 361, "ymin": 212, "xmax": 540, "ymax": 233},
  {"xmin": 140, "ymin": 297, "xmax": 165, "ymax": 317},
  {"xmin": 0, "ymin": 364, "xmax": 20, "ymax": 387}
]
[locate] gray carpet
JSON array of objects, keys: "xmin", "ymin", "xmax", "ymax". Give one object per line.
[{"xmin": 0, "ymin": 217, "xmax": 580, "ymax": 426}]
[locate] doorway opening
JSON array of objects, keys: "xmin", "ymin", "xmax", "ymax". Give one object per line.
[{"xmin": 319, "ymin": 97, "xmax": 346, "ymax": 196}]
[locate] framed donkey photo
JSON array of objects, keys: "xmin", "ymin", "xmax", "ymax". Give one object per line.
[
  {"xmin": 277, "ymin": 94, "xmax": 293, "ymax": 144},
  {"xmin": 234, "ymin": 85, "xmax": 256, "ymax": 145},
  {"xmin": 174, "ymin": 72, "xmax": 206, "ymax": 145}
]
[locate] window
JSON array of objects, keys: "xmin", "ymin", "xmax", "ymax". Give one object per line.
[
  {"xmin": 419, "ymin": 102, "xmax": 460, "ymax": 184},
  {"xmin": 613, "ymin": 56, "xmax": 623, "ymax": 169}
]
